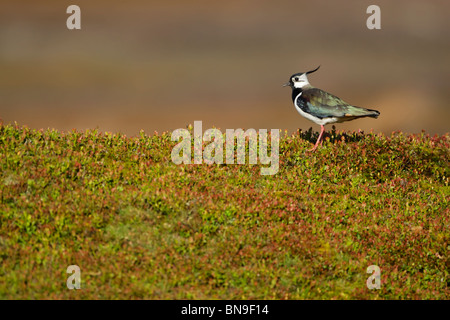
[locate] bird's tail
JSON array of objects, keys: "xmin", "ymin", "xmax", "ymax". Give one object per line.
[
  {"xmin": 348, "ymin": 106, "xmax": 380, "ymax": 119},
  {"xmin": 365, "ymin": 108, "xmax": 380, "ymax": 119}
]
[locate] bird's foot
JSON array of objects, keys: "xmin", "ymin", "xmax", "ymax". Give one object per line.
[
  {"xmin": 307, "ymin": 143, "xmax": 320, "ymax": 152},
  {"xmin": 307, "ymin": 125, "xmax": 325, "ymax": 152}
]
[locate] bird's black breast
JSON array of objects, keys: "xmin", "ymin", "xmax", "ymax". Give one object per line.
[{"xmin": 291, "ymin": 88, "xmax": 315, "ymax": 117}]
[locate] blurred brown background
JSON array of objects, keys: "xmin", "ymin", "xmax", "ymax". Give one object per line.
[{"xmin": 1, "ymin": 0, "xmax": 449, "ymax": 136}]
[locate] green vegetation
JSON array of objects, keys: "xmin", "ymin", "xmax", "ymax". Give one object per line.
[{"xmin": 0, "ymin": 123, "xmax": 448, "ymax": 299}]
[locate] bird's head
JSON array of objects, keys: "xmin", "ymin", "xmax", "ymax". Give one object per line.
[{"xmin": 283, "ymin": 65, "xmax": 320, "ymax": 89}]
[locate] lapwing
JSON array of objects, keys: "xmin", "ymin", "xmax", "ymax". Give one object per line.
[{"xmin": 283, "ymin": 66, "xmax": 380, "ymax": 152}]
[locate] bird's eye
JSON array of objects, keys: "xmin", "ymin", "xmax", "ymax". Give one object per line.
[{"xmin": 294, "ymin": 77, "xmax": 299, "ymax": 81}]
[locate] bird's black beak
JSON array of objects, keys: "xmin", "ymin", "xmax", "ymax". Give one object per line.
[{"xmin": 282, "ymin": 82, "xmax": 291, "ymax": 87}]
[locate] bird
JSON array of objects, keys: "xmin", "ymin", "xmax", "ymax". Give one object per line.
[{"xmin": 283, "ymin": 66, "xmax": 380, "ymax": 152}]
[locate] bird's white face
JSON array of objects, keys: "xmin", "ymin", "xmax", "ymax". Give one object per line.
[{"xmin": 291, "ymin": 73, "xmax": 310, "ymax": 88}]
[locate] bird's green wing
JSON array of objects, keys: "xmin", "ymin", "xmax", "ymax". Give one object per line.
[{"xmin": 301, "ymin": 88, "xmax": 377, "ymax": 119}]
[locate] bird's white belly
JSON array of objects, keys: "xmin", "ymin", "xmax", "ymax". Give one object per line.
[{"xmin": 294, "ymin": 93, "xmax": 338, "ymax": 126}]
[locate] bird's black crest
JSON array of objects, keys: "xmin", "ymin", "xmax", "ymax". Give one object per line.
[
  {"xmin": 306, "ymin": 65, "xmax": 320, "ymax": 75},
  {"xmin": 290, "ymin": 65, "xmax": 321, "ymax": 78}
]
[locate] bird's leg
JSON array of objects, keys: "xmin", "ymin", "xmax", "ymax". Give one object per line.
[{"xmin": 308, "ymin": 125, "xmax": 325, "ymax": 152}]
